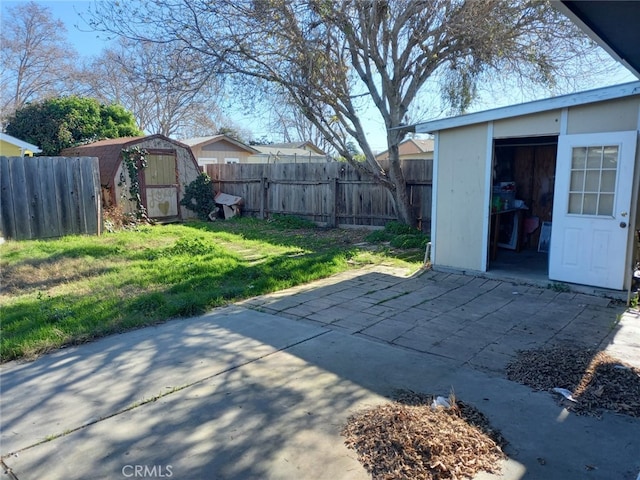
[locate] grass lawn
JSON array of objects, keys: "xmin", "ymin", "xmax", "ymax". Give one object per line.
[{"xmin": 1, "ymin": 217, "xmax": 427, "ymax": 362}]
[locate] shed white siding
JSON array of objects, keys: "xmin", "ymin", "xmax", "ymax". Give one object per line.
[
  {"xmin": 494, "ymin": 110, "xmax": 561, "ymax": 138},
  {"xmin": 434, "ymin": 123, "xmax": 488, "ymax": 271},
  {"xmin": 567, "ymin": 97, "xmax": 640, "ymax": 134}
]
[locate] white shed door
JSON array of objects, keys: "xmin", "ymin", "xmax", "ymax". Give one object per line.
[{"xmin": 549, "ymin": 131, "xmax": 637, "ymax": 290}]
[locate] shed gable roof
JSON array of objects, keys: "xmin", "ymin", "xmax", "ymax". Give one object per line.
[{"xmin": 60, "ymin": 134, "xmax": 193, "ymax": 186}]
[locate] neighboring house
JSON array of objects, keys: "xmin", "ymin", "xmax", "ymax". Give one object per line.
[
  {"xmin": 181, "ymin": 135, "xmax": 259, "ymax": 167},
  {"xmin": 375, "ymin": 138, "xmax": 434, "ymax": 161},
  {"xmin": 267, "ymin": 141, "xmax": 326, "ymax": 155},
  {"xmin": 61, "ymin": 134, "xmax": 201, "ymax": 222},
  {"xmin": 0, "ymin": 132, "xmax": 42, "ymax": 157},
  {"xmin": 249, "ymin": 142, "xmax": 329, "ymax": 163}
]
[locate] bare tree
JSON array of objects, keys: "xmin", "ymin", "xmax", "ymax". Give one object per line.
[
  {"xmin": 264, "ymin": 93, "xmax": 336, "ymax": 154},
  {"xmin": 82, "ymin": 38, "xmax": 224, "ymax": 138},
  {"xmin": 0, "ymin": 1, "xmax": 78, "ymax": 116},
  {"xmin": 88, "ymin": 0, "xmax": 609, "ymax": 226}
]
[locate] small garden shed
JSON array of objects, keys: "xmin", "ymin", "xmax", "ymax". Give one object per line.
[
  {"xmin": 61, "ymin": 134, "xmax": 201, "ymax": 222},
  {"xmin": 410, "ymin": 81, "xmax": 640, "ymax": 292}
]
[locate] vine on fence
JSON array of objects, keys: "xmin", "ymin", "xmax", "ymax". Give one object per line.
[{"xmin": 119, "ymin": 146, "xmax": 150, "ymax": 222}]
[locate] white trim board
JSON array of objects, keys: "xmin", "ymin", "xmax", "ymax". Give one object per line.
[
  {"xmin": 481, "ymin": 122, "xmax": 494, "ymax": 272},
  {"xmin": 430, "ymin": 133, "xmax": 439, "ymax": 265}
]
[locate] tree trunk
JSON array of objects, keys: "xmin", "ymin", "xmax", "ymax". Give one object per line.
[{"xmin": 387, "ymin": 143, "xmax": 416, "ymax": 227}]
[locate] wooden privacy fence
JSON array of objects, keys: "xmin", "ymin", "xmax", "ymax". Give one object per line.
[
  {"xmin": 205, "ymin": 160, "xmax": 432, "ymax": 231},
  {"xmin": 0, "ymin": 156, "xmax": 102, "ymax": 240}
]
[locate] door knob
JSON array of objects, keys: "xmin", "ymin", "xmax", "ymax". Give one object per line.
[{"xmin": 620, "ymin": 221, "xmax": 627, "ymax": 228}]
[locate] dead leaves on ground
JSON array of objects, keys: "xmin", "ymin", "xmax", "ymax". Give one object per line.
[
  {"xmin": 506, "ymin": 345, "xmax": 640, "ymax": 417},
  {"xmin": 342, "ymin": 346, "xmax": 639, "ymax": 479},
  {"xmin": 342, "ymin": 391, "xmax": 505, "ymax": 480}
]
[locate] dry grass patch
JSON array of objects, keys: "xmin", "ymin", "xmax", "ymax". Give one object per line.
[
  {"xmin": 342, "ymin": 390, "xmax": 505, "ymax": 480},
  {"xmin": 0, "ymin": 257, "xmax": 122, "ymax": 297}
]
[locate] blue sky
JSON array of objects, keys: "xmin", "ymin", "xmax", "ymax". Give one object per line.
[
  {"xmin": 2, "ymin": 1, "xmax": 637, "ymax": 148},
  {"xmin": 1, "ymin": 1, "xmax": 112, "ymax": 58},
  {"xmin": 0, "ymin": 0, "xmax": 392, "ymax": 146}
]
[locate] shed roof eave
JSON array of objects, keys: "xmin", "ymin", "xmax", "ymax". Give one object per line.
[{"xmin": 413, "ymin": 81, "xmax": 640, "ymax": 134}]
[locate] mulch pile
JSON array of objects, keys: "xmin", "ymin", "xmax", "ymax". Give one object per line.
[
  {"xmin": 506, "ymin": 345, "xmax": 640, "ymax": 417},
  {"xmin": 341, "ymin": 390, "xmax": 506, "ymax": 480}
]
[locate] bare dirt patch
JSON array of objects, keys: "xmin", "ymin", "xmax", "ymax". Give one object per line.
[
  {"xmin": 342, "ymin": 390, "xmax": 505, "ymax": 480},
  {"xmin": 506, "ymin": 345, "xmax": 640, "ymax": 417}
]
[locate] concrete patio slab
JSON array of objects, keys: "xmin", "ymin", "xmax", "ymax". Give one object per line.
[{"xmin": 2, "ymin": 266, "xmax": 639, "ymax": 480}]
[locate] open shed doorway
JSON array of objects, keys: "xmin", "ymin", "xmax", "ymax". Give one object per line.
[{"xmin": 488, "ymin": 136, "xmax": 558, "ymax": 283}]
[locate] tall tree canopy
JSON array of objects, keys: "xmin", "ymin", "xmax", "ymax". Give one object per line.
[
  {"xmin": 5, "ymin": 96, "xmax": 142, "ymax": 155},
  {"xmin": 0, "ymin": 1, "xmax": 79, "ymax": 116},
  {"xmin": 89, "ymin": 0, "xmax": 605, "ymax": 226},
  {"xmin": 82, "ymin": 37, "xmax": 224, "ymax": 138}
]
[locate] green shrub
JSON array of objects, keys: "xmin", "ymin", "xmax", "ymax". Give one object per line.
[
  {"xmin": 269, "ymin": 214, "xmax": 317, "ymax": 229},
  {"xmin": 366, "ymin": 221, "xmax": 429, "ymax": 249},
  {"xmin": 180, "ymin": 173, "xmax": 217, "ymax": 221},
  {"xmin": 384, "ymin": 221, "xmax": 420, "ymax": 235},
  {"xmin": 390, "ymin": 234, "xmax": 429, "ymax": 249},
  {"xmin": 365, "ymin": 229, "xmax": 393, "ymax": 243},
  {"xmin": 167, "ymin": 237, "xmax": 218, "ymax": 256}
]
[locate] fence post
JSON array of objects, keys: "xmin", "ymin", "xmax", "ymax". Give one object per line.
[
  {"xmin": 260, "ymin": 176, "xmax": 268, "ymax": 219},
  {"xmin": 330, "ymin": 177, "xmax": 338, "ymax": 228}
]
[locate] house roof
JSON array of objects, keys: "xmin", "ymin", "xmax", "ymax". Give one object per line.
[
  {"xmin": 554, "ymin": 1, "xmax": 640, "ymax": 79},
  {"xmin": 267, "ymin": 141, "xmax": 326, "ymax": 155},
  {"xmin": 403, "ymin": 138, "xmax": 434, "ymax": 153},
  {"xmin": 0, "ymin": 132, "xmax": 42, "ymax": 153},
  {"xmin": 60, "ymin": 134, "xmax": 193, "ymax": 186},
  {"xmin": 251, "ymin": 145, "xmax": 328, "ymax": 158},
  {"xmin": 412, "ymin": 81, "xmax": 640, "ymax": 134},
  {"xmin": 180, "ymin": 135, "xmax": 259, "ymax": 154},
  {"xmin": 375, "ymin": 137, "xmax": 434, "ymax": 159}
]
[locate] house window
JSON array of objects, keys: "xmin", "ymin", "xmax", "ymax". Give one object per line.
[
  {"xmin": 568, "ymin": 145, "xmax": 618, "ymax": 216},
  {"xmin": 224, "ymin": 157, "xmax": 239, "ymax": 164}
]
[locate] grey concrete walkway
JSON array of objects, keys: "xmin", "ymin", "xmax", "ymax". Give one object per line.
[{"xmin": 1, "ymin": 266, "xmax": 639, "ymax": 480}]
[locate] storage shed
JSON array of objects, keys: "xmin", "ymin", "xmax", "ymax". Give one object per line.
[
  {"xmin": 410, "ymin": 81, "xmax": 640, "ymax": 292},
  {"xmin": 61, "ymin": 134, "xmax": 201, "ymax": 222}
]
